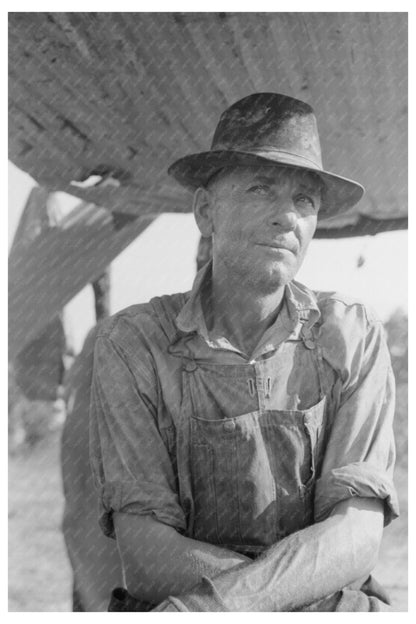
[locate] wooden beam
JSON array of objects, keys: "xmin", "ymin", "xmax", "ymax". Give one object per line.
[{"xmin": 9, "ymin": 190, "xmax": 158, "ymax": 358}]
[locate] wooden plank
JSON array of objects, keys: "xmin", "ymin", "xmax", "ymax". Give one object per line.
[
  {"xmin": 9, "ymin": 191, "xmax": 158, "ymax": 357},
  {"xmin": 8, "ymin": 13, "xmax": 407, "ymax": 235},
  {"xmin": 316, "ymin": 216, "xmax": 408, "ymax": 239}
]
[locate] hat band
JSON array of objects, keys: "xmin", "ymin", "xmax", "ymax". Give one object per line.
[{"xmin": 239, "ymin": 147, "xmax": 323, "ymax": 171}]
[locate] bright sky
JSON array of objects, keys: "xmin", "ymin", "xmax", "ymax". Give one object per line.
[{"xmin": 9, "ymin": 162, "xmax": 408, "ymax": 353}]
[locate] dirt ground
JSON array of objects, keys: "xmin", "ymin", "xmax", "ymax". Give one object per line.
[
  {"xmin": 8, "ymin": 430, "xmax": 408, "ymax": 612},
  {"xmin": 9, "ymin": 432, "xmax": 72, "ymax": 611}
]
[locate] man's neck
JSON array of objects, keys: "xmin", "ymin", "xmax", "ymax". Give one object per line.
[{"xmin": 202, "ymin": 263, "xmax": 286, "ymax": 357}]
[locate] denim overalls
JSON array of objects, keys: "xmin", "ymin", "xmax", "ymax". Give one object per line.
[
  {"xmin": 165, "ymin": 305, "xmax": 330, "ymax": 557},
  {"xmin": 104, "ymin": 290, "xmax": 394, "ymax": 611}
]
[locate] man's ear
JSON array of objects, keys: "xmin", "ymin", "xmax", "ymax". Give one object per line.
[{"xmin": 193, "ymin": 187, "xmax": 214, "ymax": 237}]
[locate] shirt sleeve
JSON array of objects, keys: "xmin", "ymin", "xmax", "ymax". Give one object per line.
[
  {"xmin": 314, "ymin": 308, "xmax": 399, "ymax": 526},
  {"xmin": 89, "ymin": 330, "xmax": 187, "ymax": 539}
]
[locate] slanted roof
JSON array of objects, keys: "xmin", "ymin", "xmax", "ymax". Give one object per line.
[{"xmin": 9, "ymin": 12, "xmax": 407, "ymax": 237}]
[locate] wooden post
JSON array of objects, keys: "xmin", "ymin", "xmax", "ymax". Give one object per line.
[{"xmin": 91, "ymin": 268, "xmax": 110, "ymax": 321}]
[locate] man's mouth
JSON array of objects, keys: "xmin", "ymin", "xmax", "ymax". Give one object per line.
[{"xmin": 254, "ymin": 241, "xmax": 297, "ymax": 254}]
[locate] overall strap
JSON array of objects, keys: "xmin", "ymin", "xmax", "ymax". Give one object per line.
[{"xmin": 299, "ymin": 314, "xmax": 328, "ymax": 400}]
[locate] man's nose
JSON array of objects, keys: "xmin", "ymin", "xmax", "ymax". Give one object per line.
[{"xmin": 268, "ymin": 204, "xmax": 298, "ymax": 231}]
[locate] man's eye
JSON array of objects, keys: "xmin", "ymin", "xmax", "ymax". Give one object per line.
[
  {"xmin": 248, "ymin": 185, "xmax": 269, "ymax": 195},
  {"xmin": 295, "ymin": 194, "xmax": 315, "ymax": 209}
]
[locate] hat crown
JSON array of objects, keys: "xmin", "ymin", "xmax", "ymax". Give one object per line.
[
  {"xmin": 211, "ymin": 93, "xmax": 323, "ymax": 169},
  {"xmin": 168, "ymin": 91, "xmax": 364, "ymax": 215}
]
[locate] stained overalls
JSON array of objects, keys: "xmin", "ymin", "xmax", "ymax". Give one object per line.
[
  {"xmin": 166, "ymin": 308, "xmax": 328, "ymax": 557},
  {"xmin": 107, "ymin": 294, "xmax": 392, "ymax": 611}
]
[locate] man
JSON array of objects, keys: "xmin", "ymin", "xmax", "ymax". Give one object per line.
[{"xmin": 90, "ymin": 93, "xmax": 398, "ymax": 611}]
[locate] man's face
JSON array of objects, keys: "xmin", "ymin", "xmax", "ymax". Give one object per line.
[{"xmin": 198, "ymin": 164, "xmax": 322, "ymax": 290}]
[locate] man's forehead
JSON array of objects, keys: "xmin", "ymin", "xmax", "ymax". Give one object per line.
[{"xmin": 209, "ymin": 164, "xmax": 322, "ymax": 190}]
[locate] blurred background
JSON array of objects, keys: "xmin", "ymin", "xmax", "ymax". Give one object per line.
[{"xmin": 8, "ymin": 12, "xmax": 407, "ymax": 612}]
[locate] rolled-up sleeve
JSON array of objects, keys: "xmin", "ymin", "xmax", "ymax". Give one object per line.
[
  {"xmin": 315, "ymin": 309, "xmax": 399, "ymax": 526},
  {"xmin": 89, "ymin": 331, "xmax": 186, "ymax": 539}
]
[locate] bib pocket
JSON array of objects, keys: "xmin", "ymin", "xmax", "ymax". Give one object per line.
[{"xmin": 189, "ymin": 396, "xmax": 326, "ymax": 548}]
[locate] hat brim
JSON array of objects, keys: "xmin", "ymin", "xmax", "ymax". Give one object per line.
[{"xmin": 168, "ymin": 150, "xmax": 364, "ymax": 220}]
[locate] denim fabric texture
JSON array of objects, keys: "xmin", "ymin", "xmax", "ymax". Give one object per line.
[{"xmin": 90, "ymin": 260, "xmax": 399, "ymax": 610}]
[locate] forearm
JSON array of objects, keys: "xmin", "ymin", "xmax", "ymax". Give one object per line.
[
  {"xmin": 114, "ymin": 512, "xmax": 250, "ymax": 605},
  {"xmin": 164, "ymin": 497, "xmax": 384, "ymax": 612},
  {"xmin": 136, "ymin": 533, "xmax": 250, "ymax": 603}
]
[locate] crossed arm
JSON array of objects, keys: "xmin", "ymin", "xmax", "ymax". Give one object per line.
[{"xmin": 114, "ymin": 495, "xmax": 384, "ymax": 611}]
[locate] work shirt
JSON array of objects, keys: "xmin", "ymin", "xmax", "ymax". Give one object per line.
[{"xmin": 89, "ymin": 260, "xmax": 399, "ymax": 607}]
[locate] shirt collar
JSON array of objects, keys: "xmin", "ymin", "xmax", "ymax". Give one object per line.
[
  {"xmin": 285, "ymin": 279, "xmax": 321, "ymax": 327},
  {"xmin": 175, "ymin": 260, "xmax": 321, "ymax": 352},
  {"xmin": 175, "ymin": 260, "xmax": 212, "ymax": 339}
]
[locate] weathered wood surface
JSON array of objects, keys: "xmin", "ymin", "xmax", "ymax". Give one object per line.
[
  {"xmin": 9, "ymin": 13, "xmax": 407, "ymax": 236},
  {"xmin": 8, "ymin": 187, "xmax": 157, "ymax": 358}
]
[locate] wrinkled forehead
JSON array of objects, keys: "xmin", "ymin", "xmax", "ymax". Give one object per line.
[{"xmin": 206, "ymin": 164, "xmax": 324, "ymax": 193}]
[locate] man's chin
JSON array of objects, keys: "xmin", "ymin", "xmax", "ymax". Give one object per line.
[
  {"xmin": 244, "ymin": 261, "xmax": 296, "ymax": 291},
  {"xmin": 266, "ymin": 257, "xmax": 297, "ymax": 279}
]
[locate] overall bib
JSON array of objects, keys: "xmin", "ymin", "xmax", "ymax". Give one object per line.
[{"xmin": 167, "ymin": 312, "xmax": 329, "ymax": 556}]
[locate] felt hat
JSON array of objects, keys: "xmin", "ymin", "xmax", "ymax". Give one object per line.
[{"xmin": 168, "ymin": 93, "xmax": 364, "ymax": 218}]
